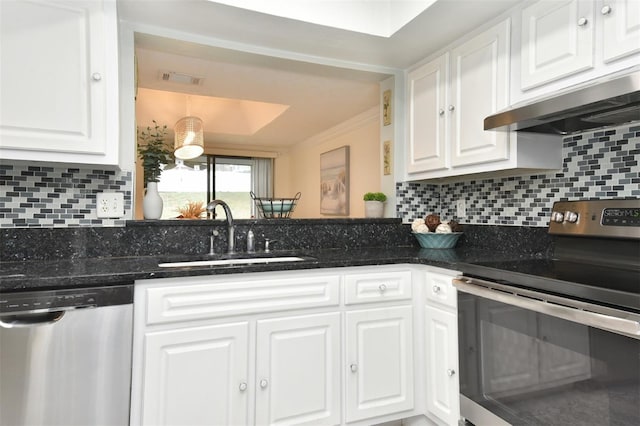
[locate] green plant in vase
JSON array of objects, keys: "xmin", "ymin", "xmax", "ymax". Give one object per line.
[
  {"xmin": 363, "ymin": 192, "xmax": 387, "ymax": 218},
  {"xmin": 137, "ymin": 120, "xmax": 173, "ymax": 185},
  {"xmin": 363, "ymin": 192, "xmax": 388, "ymax": 202},
  {"xmin": 137, "ymin": 121, "xmax": 173, "ymax": 219}
]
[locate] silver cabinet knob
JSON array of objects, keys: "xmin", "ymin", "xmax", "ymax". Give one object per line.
[
  {"xmin": 239, "ymin": 382, "xmax": 247, "ymax": 391},
  {"xmin": 259, "ymin": 379, "xmax": 268, "ymax": 388},
  {"xmin": 91, "ymin": 72, "xmax": 102, "ymax": 81},
  {"xmin": 448, "ymin": 105, "xmax": 455, "ymax": 112},
  {"xmin": 379, "ymin": 284, "xmax": 387, "ymax": 292},
  {"xmin": 601, "ymin": 5, "xmax": 612, "ymax": 15},
  {"xmin": 577, "ymin": 17, "xmax": 588, "ymax": 26},
  {"xmin": 446, "ymin": 369, "xmax": 456, "ymax": 377},
  {"xmin": 438, "ymin": 109, "xmax": 445, "ymax": 116},
  {"xmin": 433, "ymin": 285, "xmax": 441, "ymax": 293},
  {"xmin": 350, "ymin": 363, "xmax": 358, "ymax": 373}
]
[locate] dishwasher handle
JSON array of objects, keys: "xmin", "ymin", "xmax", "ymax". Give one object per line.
[{"xmin": 0, "ymin": 310, "xmax": 67, "ymax": 328}]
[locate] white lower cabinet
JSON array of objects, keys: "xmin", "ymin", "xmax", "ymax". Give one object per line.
[
  {"xmin": 255, "ymin": 313, "xmax": 341, "ymax": 426},
  {"xmin": 132, "ymin": 266, "xmax": 446, "ymax": 426},
  {"xmin": 345, "ymin": 306, "xmax": 414, "ymax": 423},
  {"xmin": 424, "ymin": 269, "xmax": 461, "ymax": 426},
  {"xmin": 141, "ymin": 322, "xmax": 250, "ymax": 425},
  {"xmin": 425, "ymin": 306, "xmax": 458, "ymax": 425}
]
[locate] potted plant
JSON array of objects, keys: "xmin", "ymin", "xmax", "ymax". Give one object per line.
[
  {"xmin": 363, "ymin": 192, "xmax": 387, "ymax": 218},
  {"xmin": 137, "ymin": 121, "xmax": 173, "ymax": 219}
]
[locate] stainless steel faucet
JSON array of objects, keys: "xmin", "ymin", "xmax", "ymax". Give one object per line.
[{"xmin": 206, "ymin": 200, "xmax": 235, "ymax": 254}]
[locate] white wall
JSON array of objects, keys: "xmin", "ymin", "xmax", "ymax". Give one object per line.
[{"xmin": 276, "ymin": 107, "xmax": 380, "ymax": 218}]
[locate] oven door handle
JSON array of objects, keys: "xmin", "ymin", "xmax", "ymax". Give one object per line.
[{"xmin": 453, "ymin": 277, "xmax": 640, "ymax": 340}]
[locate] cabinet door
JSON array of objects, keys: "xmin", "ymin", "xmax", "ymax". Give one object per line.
[
  {"xmin": 520, "ymin": 0, "xmax": 595, "ymax": 90},
  {"xmin": 425, "ymin": 305, "xmax": 460, "ymax": 426},
  {"xmin": 602, "ymin": 0, "xmax": 640, "ymax": 62},
  {"xmin": 346, "ymin": 306, "xmax": 414, "ymax": 423},
  {"xmin": 450, "ymin": 19, "xmax": 510, "ymax": 168},
  {"xmin": 140, "ymin": 322, "xmax": 249, "ymax": 426},
  {"xmin": 0, "ymin": 0, "xmax": 118, "ymax": 164},
  {"xmin": 407, "ymin": 54, "xmax": 449, "ymax": 174},
  {"xmin": 255, "ymin": 312, "xmax": 341, "ymax": 426}
]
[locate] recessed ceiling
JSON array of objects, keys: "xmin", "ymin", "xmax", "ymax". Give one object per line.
[
  {"xmin": 135, "ymin": 36, "xmax": 387, "ymax": 150},
  {"xmin": 136, "ymin": 88, "xmax": 290, "ymax": 136},
  {"xmin": 208, "ymin": 0, "xmax": 438, "ymax": 37}
]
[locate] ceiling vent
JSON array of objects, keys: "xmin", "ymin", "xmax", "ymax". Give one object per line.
[{"xmin": 159, "ymin": 71, "xmax": 203, "ymax": 86}]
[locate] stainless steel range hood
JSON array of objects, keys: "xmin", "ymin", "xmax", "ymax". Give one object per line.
[{"xmin": 484, "ymin": 70, "xmax": 640, "ymax": 134}]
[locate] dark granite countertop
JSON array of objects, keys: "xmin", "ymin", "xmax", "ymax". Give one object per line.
[{"xmin": 0, "ymin": 245, "xmax": 546, "ymax": 292}]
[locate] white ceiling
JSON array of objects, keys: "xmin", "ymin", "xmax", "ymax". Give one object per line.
[{"xmin": 120, "ymin": 0, "xmax": 521, "ymax": 152}]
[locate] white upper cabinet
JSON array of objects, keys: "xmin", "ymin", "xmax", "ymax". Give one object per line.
[
  {"xmin": 449, "ymin": 20, "xmax": 510, "ymax": 168},
  {"xmin": 406, "ymin": 19, "xmax": 510, "ymax": 177},
  {"xmin": 601, "ymin": 0, "xmax": 640, "ymax": 63},
  {"xmin": 405, "ymin": 18, "xmax": 562, "ymax": 181},
  {"xmin": 520, "ymin": 0, "xmax": 595, "ymax": 90},
  {"xmin": 512, "ymin": 0, "xmax": 640, "ymax": 103},
  {"xmin": 407, "ymin": 54, "xmax": 449, "ymax": 173},
  {"xmin": 0, "ymin": 0, "xmax": 119, "ymax": 166}
]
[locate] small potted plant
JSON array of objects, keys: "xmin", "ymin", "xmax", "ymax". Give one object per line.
[
  {"xmin": 363, "ymin": 192, "xmax": 387, "ymax": 218},
  {"xmin": 137, "ymin": 121, "xmax": 173, "ymax": 219}
]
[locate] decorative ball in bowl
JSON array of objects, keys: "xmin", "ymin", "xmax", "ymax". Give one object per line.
[{"xmin": 413, "ymin": 232, "xmax": 463, "ymax": 249}]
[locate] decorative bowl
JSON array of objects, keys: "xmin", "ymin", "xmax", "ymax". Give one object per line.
[
  {"xmin": 261, "ymin": 201, "xmax": 294, "ymax": 213},
  {"xmin": 412, "ymin": 232, "xmax": 463, "ymax": 249},
  {"xmin": 251, "ymin": 191, "xmax": 301, "ymax": 218}
]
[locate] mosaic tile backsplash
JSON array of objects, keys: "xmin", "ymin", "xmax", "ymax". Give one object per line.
[
  {"xmin": 397, "ymin": 123, "xmax": 640, "ymax": 227},
  {"xmin": 0, "ymin": 164, "xmax": 132, "ymax": 228},
  {"xmin": 1, "ymin": 123, "xmax": 637, "ymax": 228}
]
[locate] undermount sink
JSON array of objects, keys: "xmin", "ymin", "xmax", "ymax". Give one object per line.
[{"xmin": 158, "ymin": 256, "xmax": 307, "ymax": 268}]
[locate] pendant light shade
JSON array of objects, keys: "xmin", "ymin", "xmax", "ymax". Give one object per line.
[{"xmin": 174, "ymin": 116, "xmax": 204, "ymax": 160}]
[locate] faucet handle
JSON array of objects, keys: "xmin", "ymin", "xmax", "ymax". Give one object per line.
[
  {"xmin": 209, "ymin": 230, "xmax": 219, "ymax": 255},
  {"xmin": 264, "ymin": 239, "xmax": 278, "ymax": 252}
]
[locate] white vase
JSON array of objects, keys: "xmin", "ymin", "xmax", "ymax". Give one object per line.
[
  {"xmin": 364, "ymin": 201, "xmax": 384, "ymax": 218},
  {"xmin": 143, "ymin": 182, "xmax": 163, "ymax": 219}
]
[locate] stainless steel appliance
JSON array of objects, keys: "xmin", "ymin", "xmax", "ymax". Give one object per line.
[
  {"xmin": 0, "ymin": 284, "xmax": 133, "ymax": 426},
  {"xmin": 455, "ymin": 199, "xmax": 640, "ymax": 426},
  {"xmin": 484, "ymin": 69, "xmax": 640, "ymax": 134}
]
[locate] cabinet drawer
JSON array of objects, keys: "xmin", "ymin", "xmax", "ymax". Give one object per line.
[
  {"xmin": 344, "ymin": 271, "xmax": 412, "ymax": 305},
  {"xmin": 144, "ymin": 275, "xmax": 340, "ymax": 325},
  {"xmin": 425, "ymin": 272, "xmax": 457, "ymax": 308}
]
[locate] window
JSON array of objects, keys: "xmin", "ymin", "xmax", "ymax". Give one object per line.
[
  {"xmin": 214, "ymin": 157, "xmax": 253, "ymax": 218},
  {"xmin": 157, "ymin": 155, "xmax": 273, "ymax": 219},
  {"xmin": 157, "ymin": 157, "xmax": 208, "ymax": 219}
]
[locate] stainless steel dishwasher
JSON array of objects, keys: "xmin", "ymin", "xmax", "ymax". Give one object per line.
[{"xmin": 0, "ymin": 284, "xmax": 133, "ymax": 426}]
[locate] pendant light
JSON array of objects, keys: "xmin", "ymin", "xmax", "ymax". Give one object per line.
[
  {"xmin": 174, "ymin": 96, "xmax": 204, "ymax": 160},
  {"xmin": 174, "ymin": 116, "xmax": 204, "ymax": 160}
]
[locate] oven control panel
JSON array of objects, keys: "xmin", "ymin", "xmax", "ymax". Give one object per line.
[{"xmin": 549, "ymin": 199, "xmax": 640, "ymax": 239}]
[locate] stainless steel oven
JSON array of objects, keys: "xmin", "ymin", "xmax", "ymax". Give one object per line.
[{"xmin": 455, "ymin": 200, "xmax": 640, "ymax": 426}]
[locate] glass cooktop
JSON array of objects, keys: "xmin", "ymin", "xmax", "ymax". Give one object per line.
[{"xmin": 464, "ymin": 258, "xmax": 640, "ymax": 313}]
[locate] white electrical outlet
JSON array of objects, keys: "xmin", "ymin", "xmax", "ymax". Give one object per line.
[
  {"xmin": 456, "ymin": 199, "xmax": 466, "ymax": 218},
  {"xmin": 96, "ymin": 192, "xmax": 124, "ymax": 218}
]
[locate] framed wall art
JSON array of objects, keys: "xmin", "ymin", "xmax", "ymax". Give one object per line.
[
  {"xmin": 383, "ymin": 89, "xmax": 392, "ymax": 126},
  {"xmin": 320, "ymin": 146, "xmax": 349, "ymax": 215},
  {"xmin": 383, "ymin": 140, "xmax": 392, "ymax": 175}
]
